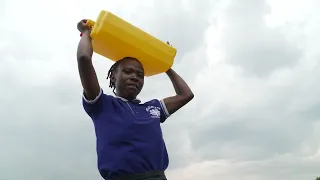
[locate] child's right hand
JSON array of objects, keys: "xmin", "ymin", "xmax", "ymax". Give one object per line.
[{"xmin": 77, "ymin": 19, "xmax": 91, "ymax": 33}]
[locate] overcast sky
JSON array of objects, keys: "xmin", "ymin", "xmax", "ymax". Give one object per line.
[{"xmin": 1, "ymin": 0, "xmax": 320, "ymax": 179}]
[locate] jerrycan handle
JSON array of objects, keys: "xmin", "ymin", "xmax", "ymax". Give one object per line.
[{"xmin": 80, "ymin": 19, "xmax": 96, "ymax": 37}]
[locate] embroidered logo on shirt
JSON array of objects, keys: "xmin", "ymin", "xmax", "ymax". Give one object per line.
[{"xmin": 146, "ymin": 106, "xmax": 161, "ymax": 118}]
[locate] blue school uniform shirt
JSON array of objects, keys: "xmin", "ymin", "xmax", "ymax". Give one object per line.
[{"xmin": 82, "ymin": 89, "xmax": 170, "ymax": 179}]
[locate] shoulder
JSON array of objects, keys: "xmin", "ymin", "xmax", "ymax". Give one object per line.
[
  {"xmin": 83, "ymin": 89, "xmax": 115, "ymax": 104},
  {"xmin": 143, "ymin": 99, "xmax": 165, "ymax": 109},
  {"xmin": 82, "ymin": 89, "xmax": 117, "ymax": 115},
  {"xmin": 144, "ymin": 99, "xmax": 160, "ymax": 105}
]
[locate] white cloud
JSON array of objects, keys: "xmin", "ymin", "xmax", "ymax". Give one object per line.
[{"xmin": 1, "ymin": 0, "xmax": 320, "ymax": 179}]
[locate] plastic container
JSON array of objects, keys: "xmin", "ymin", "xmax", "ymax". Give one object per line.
[{"xmin": 85, "ymin": 10, "xmax": 177, "ymax": 76}]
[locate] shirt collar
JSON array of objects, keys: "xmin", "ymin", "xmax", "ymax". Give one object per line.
[{"xmin": 115, "ymin": 96, "xmax": 141, "ymax": 104}]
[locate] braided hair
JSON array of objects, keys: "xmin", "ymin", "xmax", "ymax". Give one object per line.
[{"xmin": 106, "ymin": 57, "xmax": 137, "ymax": 95}]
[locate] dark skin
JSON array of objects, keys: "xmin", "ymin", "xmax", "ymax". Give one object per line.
[
  {"xmin": 112, "ymin": 58, "xmax": 145, "ymax": 101},
  {"xmin": 77, "ymin": 19, "xmax": 194, "ymax": 115}
]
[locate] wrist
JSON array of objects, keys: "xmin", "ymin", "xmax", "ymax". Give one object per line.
[
  {"xmin": 80, "ymin": 30, "xmax": 91, "ymax": 38},
  {"xmin": 83, "ymin": 29, "xmax": 91, "ymax": 35}
]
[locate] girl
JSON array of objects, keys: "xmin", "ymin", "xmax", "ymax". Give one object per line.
[{"xmin": 77, "ymin": 19, "xmax": 194, "ymax": 180}]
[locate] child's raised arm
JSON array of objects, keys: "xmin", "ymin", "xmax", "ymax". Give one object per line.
[
  {"xmin": 162, "ymin": 68, "xmax": 194, "ymax": 115},
  {"xmin": 76, "ymin": 19, "xmax": 101, "ymax": 100}
]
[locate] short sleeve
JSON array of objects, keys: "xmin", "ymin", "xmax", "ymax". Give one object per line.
[
  {"xmin": 146, "ymin": 99, "xmax": 170, "ymax": 123},
  {"xmin": 82, "ymin": 88, "xmax": 104, "ymax": 118}
]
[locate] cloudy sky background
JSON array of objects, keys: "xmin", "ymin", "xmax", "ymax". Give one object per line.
[{"xmin": 1, "ymin": 0, "xmax": 320, "ymax": 179}]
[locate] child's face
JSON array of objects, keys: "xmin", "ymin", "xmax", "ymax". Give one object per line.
[{"xmin": 114, "ymin": 58, "xmax": 144, "ymax": 99}]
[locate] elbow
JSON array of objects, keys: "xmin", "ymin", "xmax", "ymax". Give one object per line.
[
  {"xmin": 188, "ymin": 93, "xmax": 194, "ymax": 101},
  {"xmin": 184, "ymin": 92, "xmax": 194, "ymax": 102},
  {"xmin": 179, "ymin": 88, "xmax": 194, "ymax": 103}
]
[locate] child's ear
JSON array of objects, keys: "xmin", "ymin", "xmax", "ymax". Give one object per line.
[{"xmin": 111, "ymin": 74, "xmax": 116, "ymax": 83}]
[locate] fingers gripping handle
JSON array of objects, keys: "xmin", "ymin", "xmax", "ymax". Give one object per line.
[{"xmin": 80, "ymin": 19, "xmax": 96, "ymax": 37}]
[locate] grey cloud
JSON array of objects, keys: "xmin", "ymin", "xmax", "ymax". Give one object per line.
[
  {"xmin": 0, "ymin": 77, "xmax": 101, "ymax": 179},
  {"xmin": 184, "ymin": 66, "xmax": 320, "ymax": 177},
  {"xmin": 132, "ymin": 0, "xmax": 215, "ymax": 61},
  {"xmin": 190, "ymin": 117, "xmax": 311, "ymax": 161},
  {"xmin": 187, "ymin": 72, "xmax": 320, "ymax": 162},
  {"xmin": 221, "ymin": 0, "xmax": 302, "ymax": 77}
]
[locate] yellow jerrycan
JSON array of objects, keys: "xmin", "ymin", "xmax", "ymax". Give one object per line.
[{"xmin": 84, "ymin": 10, "xmax": 177, "ymax": 76}]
